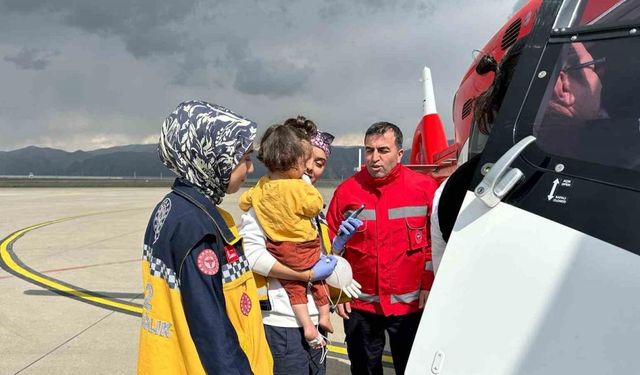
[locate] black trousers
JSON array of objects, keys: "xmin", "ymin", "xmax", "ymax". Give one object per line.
[
  {"xmin": 264, "ymin": 325, "xmax": 326, "ymax": 375},
  {"xmin": 343, "ymin": 309, "xmax": 422, "ymax": 375}
]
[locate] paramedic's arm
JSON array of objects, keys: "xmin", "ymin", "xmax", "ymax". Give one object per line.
[
  {"xmin": 420, "ymin": 227, "xmax": 434, "ymax": 309},
  {"xmin": 420, "ymin": 177, "xmax": 440, "ymax": 308},
  {"xmin": 180, "ymin": 239, "xmax": 252, "ymax": 374},
  {"xmin": 239, "ymin": 209, "xmax": 310, "ymax": 282},
  {"xmin": 419, "ymin": 243, "xmax": 433, "ymax": 309},
  {"xmin": 430, "ymin": 180, "xmax": 447, "ymax": 275}
]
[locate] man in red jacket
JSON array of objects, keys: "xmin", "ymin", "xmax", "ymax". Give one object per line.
[{"xmin": 327, "ymin": 122, "xmax": 438, "ymax": 375}]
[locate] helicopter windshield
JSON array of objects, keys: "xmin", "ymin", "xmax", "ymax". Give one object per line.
[{"xmin": 554, "ymin": 0, "xmax": 640, "ymax": 30}]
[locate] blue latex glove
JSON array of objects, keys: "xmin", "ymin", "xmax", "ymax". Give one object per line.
[
  {"xmin": 310, "ymin": 254, "xmax": 337, "ymax": 281},
  {"xmin": 331, "ymin": 216, "xmax": 363, "ymax": 253}
]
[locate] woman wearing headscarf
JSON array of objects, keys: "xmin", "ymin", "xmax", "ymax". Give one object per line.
[
  {"xmin": 138, "ymin": 100, "xmax": 272, "ymax": 375},
  {"xmin": 240, "ymin": 116, "xmax": 361, "ymax": 374}
]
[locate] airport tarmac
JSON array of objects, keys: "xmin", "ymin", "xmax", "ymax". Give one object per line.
[{"xmin": 0, "ymin": 187, "xmax": 395, "ymax": 374}]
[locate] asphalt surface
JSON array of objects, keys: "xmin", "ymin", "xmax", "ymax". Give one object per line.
[{"xmin": 0, "ymin": 187, "xmax": 395, "ymax": 374}]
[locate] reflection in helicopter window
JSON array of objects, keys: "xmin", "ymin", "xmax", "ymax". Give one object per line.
[{"xmin": 534, "ymin": 37, "xmax": 640, "ymax": 170}]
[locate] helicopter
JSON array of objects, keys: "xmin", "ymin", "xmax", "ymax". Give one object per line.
[{"xmin": 406, "ymin": 0, "xmax": 640, "ymax": 373}]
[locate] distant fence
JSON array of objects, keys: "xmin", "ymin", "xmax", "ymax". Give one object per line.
[
  {"xmin": 0, "ymin": 176, "xmax": 174, "ymax": 188},
  {"xmin": 0, "ymin": 176, "xmax": 344, "ymax": 188}
]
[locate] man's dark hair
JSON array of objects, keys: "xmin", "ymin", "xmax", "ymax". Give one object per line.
[
  {"xmin": 257, "ymin": 124, "xmax": 310, "ymax": 173},
  {"xmin": 365, "ymin": 122, "xmax": 403, "ymax": 150}
]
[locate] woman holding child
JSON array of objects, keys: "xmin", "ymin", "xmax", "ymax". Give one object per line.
[{"xmin": 240, "ymin": 116, "xmax": 361, "ymax": 374}]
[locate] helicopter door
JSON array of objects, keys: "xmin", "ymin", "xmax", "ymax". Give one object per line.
[{"xmin": 407, "ymin": 0, "xmax": 640, "ymax": 374}]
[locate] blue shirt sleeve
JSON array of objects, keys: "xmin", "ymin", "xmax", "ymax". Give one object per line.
[{"xmin": 180, "ymin": 236, "xmax": 253, "ymax": 375}]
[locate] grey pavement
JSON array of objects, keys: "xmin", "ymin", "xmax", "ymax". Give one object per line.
[{"xmin": 0, "ymin": 187, "xmax": 395, "ymax": 375}]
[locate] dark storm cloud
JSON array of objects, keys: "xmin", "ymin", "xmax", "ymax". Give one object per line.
[
  {"xmin": 233, "ymin": 58, "xmax": 313, "ymax": 97},
  {"xmin": 224, "ymin": 38, "xmax": 313, "ymax": 98},
  {"xmin": 318, "ymin": 0, "xmax": 438, "ymax": 19},
  {"xmin": 0, "ymin": 0, "xmax": 521, "ymax": 151},
  {"xmin": 169, "ymin": 45, "xmax": 212, "ymax": 87},
  {"xmin": 3, "ymin": 48, "xmax": 58, "ymax": 70},
  {"xmin": 1, "ymin": 0, "xmax": 199, "ymax": 58}
]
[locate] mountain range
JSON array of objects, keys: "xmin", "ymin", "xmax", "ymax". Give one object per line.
[{"xmin": 0, "ymin": 144, "xmax": 371, "ymax": 181}]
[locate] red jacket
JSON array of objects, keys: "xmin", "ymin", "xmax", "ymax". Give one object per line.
[{"xmin": 327, "ymin": 164, "xmax": 438, "ymax": 316}]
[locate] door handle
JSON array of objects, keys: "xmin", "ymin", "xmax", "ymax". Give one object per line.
[{"xmin": 474, "ymin": 135, "xmax": 536, "ymax": 207}]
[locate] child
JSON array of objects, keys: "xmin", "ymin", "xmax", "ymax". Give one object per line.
[{"xmin": 239, "ymin": 123, "xmax": 332, "ymax": 347}]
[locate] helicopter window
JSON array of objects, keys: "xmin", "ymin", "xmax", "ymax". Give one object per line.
[
  {"xmin": 554, "ymin": 0, "xmax": 640, "ymax": 31},
  {"xmin": 468, "ymin": 120, "xmax": 489, "ymax": 158},
  {"xmin": 532, "ymin": 37, "xmax": 640, "ymax": 171}
]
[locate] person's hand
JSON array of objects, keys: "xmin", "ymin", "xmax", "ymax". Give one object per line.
[
  {"xmin": 419, "ymin": 290, "xmax": 430, "ymax": 309},
  {"xmin": 341, "ymin": 278, "xmax": 362, "ymax": 299},
  {"xmin": 332, "ymin": 217, "xmax": 363, "ymax": 253},
  {"xmin": 336, "ymin": 302, "xmax": 352, "ymax": 319},
  {"xmin": 309, "ymin": 254, "xmax": 337, "ymax": 282}
]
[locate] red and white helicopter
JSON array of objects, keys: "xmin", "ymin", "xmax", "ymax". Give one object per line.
[{"xmin": 406, "ymin": 0, "xmax": 640, "ymax": 373}]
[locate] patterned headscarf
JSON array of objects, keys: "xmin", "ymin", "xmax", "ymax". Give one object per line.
[
  {"xmin": 159, "ymin": 100, "xmax": 257, "ymax": 204},
  {"xmin": 310, "ymin": 130, "xmax": 335, "ymax": 157}
]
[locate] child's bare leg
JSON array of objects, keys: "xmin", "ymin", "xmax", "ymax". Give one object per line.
[
  {"xmin": 317, "ymin": 304, "xmax": 334, "ymax": 333},
  {"xmin": 292, "ymin": 304, "xmax": 324, "ymax": 346}
]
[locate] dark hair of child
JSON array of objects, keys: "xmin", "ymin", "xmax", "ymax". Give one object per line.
[{"xmin": 258, "ymin": 122, "xmax": 312, "ymax": 173}]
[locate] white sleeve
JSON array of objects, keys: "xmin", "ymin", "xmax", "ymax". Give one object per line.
[
  {"xmin": 238, "ymin": 209, "xmax": 277, "ymax": 276},
  {"xmin": 431, "ymin": 178, "xmax": 448, "ymax": 275}
]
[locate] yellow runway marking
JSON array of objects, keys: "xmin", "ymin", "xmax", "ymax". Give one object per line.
[
  {"xmin": 0, "ymin": 209, "xmax": 394, "ymax": 364},
  {"xmin": 327, "ymin": 344, "xmax": 394, "ymax": 364},
  {"xmin": 0, "ymin": 210, "xmax": 145, "ymax": 316}
]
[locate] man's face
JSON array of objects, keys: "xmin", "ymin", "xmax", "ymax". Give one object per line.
[
  {"xmin": 364, "ymin": 129, "xmax": 403, "ymax": 178},
  {"xmin": 569, "ymin": 43, "xmax": 604, "ymax": 120}
]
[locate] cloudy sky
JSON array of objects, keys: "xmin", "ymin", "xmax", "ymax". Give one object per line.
[{"xmin": 0, "ymin": 0, "xmax": 526, "ymax": 151}]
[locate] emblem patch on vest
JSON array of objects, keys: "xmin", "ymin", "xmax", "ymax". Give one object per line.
[
  {"xmin": 197, "ymin": 249, "xmax": 219, "ymax": 276},
  {"xmin": 240, "ymin": 292, "xmax": 252, "ymax": 316},
  {"xmin": 153, "ymin": 198, "xmax": 172, "ymax": 244},
  {"xmin": 224, "ymin": 244, "xmax": 239, "ymax": 263},
  {"xmin": 415, "ymin": 231, "xmax": 423, "ymax": 244}
]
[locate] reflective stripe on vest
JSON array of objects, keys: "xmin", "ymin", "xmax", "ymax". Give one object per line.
[
  {"xmin": 359, "ymin": 209, "xmax": 377, "ymax": 220},
  {"xmin": 388, "ymin": 205, "xmax": 428, "ymax": 220},
  {"xmin": 358, "ymin": 292, "xmax": 380, "ymax": 303},
  {"xmin": 357, "ymin": 290, "xmax": 421, "ymax": 304},
  {"xmin": 390, "ymin": 289, "xmax": 421, "ymax": 304}
]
